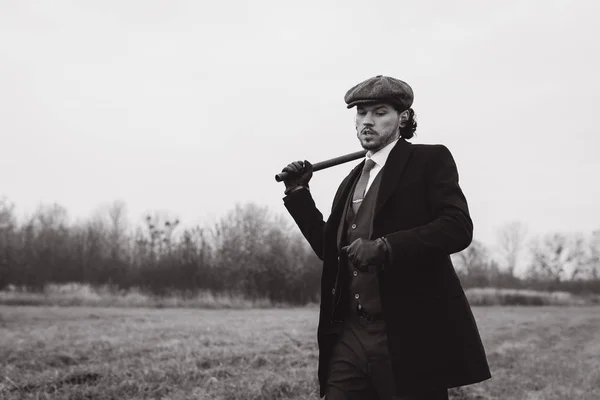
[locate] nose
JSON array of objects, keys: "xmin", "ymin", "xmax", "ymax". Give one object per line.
[{"xmin": 362, "ymin": 112, "xmax": 374, "ymax": 126}]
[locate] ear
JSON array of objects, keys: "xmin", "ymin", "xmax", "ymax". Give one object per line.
[{"xmin": 399, "ymin": 109, "xmax": 410, "ymax": 127}]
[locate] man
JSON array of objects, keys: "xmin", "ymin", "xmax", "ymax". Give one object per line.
[{"xmin": 280, "ymin": 75, "xmax": 491, "ymax": 399}]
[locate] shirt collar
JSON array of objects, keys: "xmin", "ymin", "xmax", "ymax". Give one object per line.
[{"xmin": 366, "ymin": 138, "xmax": 399, "ymax": 168}]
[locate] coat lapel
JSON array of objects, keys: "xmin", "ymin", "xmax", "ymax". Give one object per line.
[
  {"xmin": 329, "ymin": 162, "xmax": 363, "ymax": 249},
  {"xmin": 374, "ymin": 139, "xmax": 413, "ymax": 218},
  {"xmin": 331, "ymin": 161, "xmax": 363, "ymax": 217}
]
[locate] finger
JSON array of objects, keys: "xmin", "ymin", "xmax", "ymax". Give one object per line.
[
  {"xmin": 348, "ymin": 239, "xmax": 361, "ymax": 248},
  {"xmin": 282, "ymin": 163, "xmax": 302, "ymax": 174}
]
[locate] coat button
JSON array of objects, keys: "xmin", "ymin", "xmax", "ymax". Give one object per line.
[
  {"xmin": 351, "ymin": 224, "xmax": 357, "ymax": 229},
  {"xmin": 354, "ymin": 294, "xmax": 360, "ymax": 299},
  {"xmin": 353, "ymin": 270, "xmax": 358, "ymax": 277},
  {"xmin": 332, "ymin": 288, "xmax": 336, "ymax": 295}
]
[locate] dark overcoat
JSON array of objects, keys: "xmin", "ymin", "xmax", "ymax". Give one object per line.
[{"xmin": 283, "ymin": 139, "xmax": 491, "ymax": 397}]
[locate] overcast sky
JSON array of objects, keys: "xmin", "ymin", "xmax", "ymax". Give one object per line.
[{"xmin": 1, "ymin": 0, "xmax": 599, "ymax": 250}]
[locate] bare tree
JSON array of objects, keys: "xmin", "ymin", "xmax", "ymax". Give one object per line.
[
  {"xmin": 453, "ymin": 240, "xmax": 490, "ymax": 276},
  {"xmin": 451, "ymin": 239, "xmax": 502, "ymax": 287},
  {"xmin": 33, "ymin": 203, "xmax": 68, "ymax": 232},
  {"xmin": 210, "ymin": 202, "xmax": 312, "ymax": 301},
  {"xmin": 21, "ymin": 203, "xmax": 72, "ymax": 288},
  {"xmin": 0, "ymin": 197, "xmax": 16, "ymax": 289},
  {"xmin": 144, "ymin": 211, "xmax": 180, "ymax": 258},
  {"xmin": 496, "ymin": 221, "xmax": 528, "ymax": 277},
  {"xmin": 106, "ymin": 200, "xmax": 128, "ymax": 260},
  {"xmin": 568, "ymin": 234, "xmax": 590, "ymax": 280},
  {"xmin": 571, "ymin": 230, "xmax": 600, "ymax": 280},
  {"xmin": 528, "ymin": 233, "xmax": 586, "ymax": 282},
  {"xmin": 589, "ymin": 230, "xmax": 600, "ymax": 280},
  {"xmin": 0, "ymin": 196, "xmax": 15, "ymax": 230}
]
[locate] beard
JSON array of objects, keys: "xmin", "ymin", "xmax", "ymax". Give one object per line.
[
  {"xmin": 356, "ymin": 129, "xmax": 400, "ymax": 153},
  {"xmin": 356, "ymin": 119, "xmax": 402, "ymax": 151},
  {"xmin": 358, "ymin": 135, "xmax": 381, "ymax": 150}
]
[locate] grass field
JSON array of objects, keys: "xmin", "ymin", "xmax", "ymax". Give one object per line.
[{"xmin": 1, "ymin": 306, "xmax": 599, "ymax": 400}]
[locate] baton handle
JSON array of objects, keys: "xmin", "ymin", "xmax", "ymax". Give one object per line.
[{"xmin": 275, "ymin": 149, "xmax": 367, "ymax": 182}]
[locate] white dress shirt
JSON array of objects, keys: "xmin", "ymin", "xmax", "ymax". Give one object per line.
[{"xmin": 363, "ymin": 138, "xmax": 399, "ymax": 194}]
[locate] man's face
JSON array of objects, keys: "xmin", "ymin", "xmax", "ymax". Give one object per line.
[{"xmin": 355, "ymin": 103, "xmax": 402, "ymax": 153}]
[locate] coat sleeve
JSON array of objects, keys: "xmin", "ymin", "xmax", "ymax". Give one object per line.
[
  {"xmin": 283, "ymin": 188, "xmax": 327, "ymax": 260},
  {"xmin": 384, "ymin": 145, "xmax": 473, "ymax": 260}
]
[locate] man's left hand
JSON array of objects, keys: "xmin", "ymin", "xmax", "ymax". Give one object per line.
[{"xmin": 342, "ymin": 238, "xmax": 387, "ymax": 271}]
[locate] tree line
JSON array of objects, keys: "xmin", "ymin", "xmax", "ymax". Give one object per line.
[
  {"xmin": 1, "ymin": 197, "xmax": 599, "ymax": 304},
  {"xmin": 452, "ymin": 221, "xmax": 600, "ymax": 294},
  {"xmin": 0, "ymin": 198, "xmax": 321, "ymax": 304}
]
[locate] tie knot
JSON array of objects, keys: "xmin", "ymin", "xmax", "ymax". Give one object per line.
[{"xmin": 363, "ymin": 159, "xmax": 376, "ymax": 172}]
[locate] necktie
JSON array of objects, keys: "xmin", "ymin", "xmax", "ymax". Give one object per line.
[{"xmin": 351, "ymin": 159, "xmax": 376, "ymax": 213}]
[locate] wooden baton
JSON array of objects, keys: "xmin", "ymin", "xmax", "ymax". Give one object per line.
[{"xmin": 275, "ymin": 149, "xmax": 367, "ymax": 182}]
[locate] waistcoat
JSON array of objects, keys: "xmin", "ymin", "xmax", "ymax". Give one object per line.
[{"xmin": 340, "ymin": 166, "xmax": 384, "ymax": 315}]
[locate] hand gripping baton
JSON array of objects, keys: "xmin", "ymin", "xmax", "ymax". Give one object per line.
[{"xmin": 275, "ymin": 149, "xmax": 367, "ymax": 182}]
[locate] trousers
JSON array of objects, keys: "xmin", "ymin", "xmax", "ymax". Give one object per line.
[{"xmin": 325, "ymin": 314, "xmax": 449, "ymax": 400}]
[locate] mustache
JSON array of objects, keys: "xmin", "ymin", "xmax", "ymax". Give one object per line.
[{"xmin": 361, "ymin": 128, "xmax": 378, "ymax": 135}]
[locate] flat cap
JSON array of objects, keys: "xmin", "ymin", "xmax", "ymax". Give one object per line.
[{"xmin": 344, "ymin": 75, "xmax": 414, "ymax": 110}]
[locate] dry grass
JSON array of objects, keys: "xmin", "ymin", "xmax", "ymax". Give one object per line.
[
  {"xmin": 464, "ymin": 287, "xmax": 599, "ymax": 306},
  {"xmin": 0, "ymin": 284, "xmax": 278, "ymax": 309},
  {"xmin": 2, "ymin": 284, "xmax": 598, "ymax": 310},
  {"xmin": 1, "ymin": 306, "xmax": 599, "ymax": 399}
]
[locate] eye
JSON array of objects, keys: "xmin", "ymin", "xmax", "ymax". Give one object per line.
[{"xmin": 376, "ymin": 111, "xmax": 386, "ymax": 116}]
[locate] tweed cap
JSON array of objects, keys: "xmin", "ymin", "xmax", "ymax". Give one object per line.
[{"xmin": 344, "ymin": 75, "xmax": 414, "ymax": 110}]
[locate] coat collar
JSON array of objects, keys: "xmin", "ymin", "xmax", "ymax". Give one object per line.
[{"xmin": 374, "ymin": 138, "xmax": 413, "ymax": 216}]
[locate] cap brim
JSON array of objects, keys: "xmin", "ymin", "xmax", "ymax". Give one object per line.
[{"xmin": 346, "ymin": 99, "xmax": 390, "ymax": 109}]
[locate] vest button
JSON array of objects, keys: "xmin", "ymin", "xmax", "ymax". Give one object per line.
[
  {"xmin": 354, "ymin": 294, "xmax": 360, "ymax": 300},
  {"xmin": 351, "ymin": 224, "xmax": 357, "ymax": 229},
  {"xmin": 332, "ymin": 288, "xmax": 336, "ymax": 295},
  {"xmin": 353, "ymin": 270, "xmax": 358, "ymax": 277}
]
